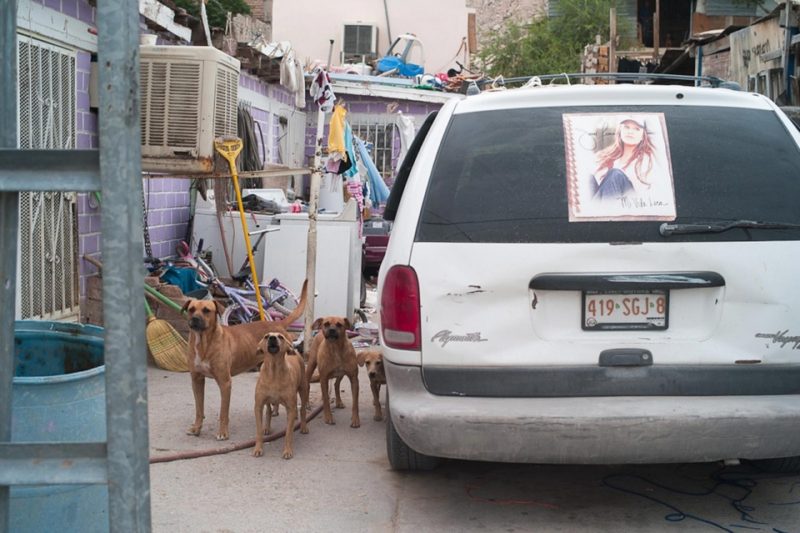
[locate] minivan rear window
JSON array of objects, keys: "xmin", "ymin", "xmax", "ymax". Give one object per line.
[{"xmin": 416, "ymin": 105, "xmax": 800, "ymax": 243}]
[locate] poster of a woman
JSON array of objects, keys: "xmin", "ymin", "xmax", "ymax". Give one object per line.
[{"xmin": 563, "ymin": 113, "xmax": 676, "ymax": 222}]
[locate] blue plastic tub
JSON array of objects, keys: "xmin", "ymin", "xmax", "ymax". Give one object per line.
[{"xmin": 10, "ymin": 320, "xmax": 109, "ymax": 533}]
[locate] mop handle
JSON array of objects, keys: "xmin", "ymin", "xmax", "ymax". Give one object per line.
[{"xmin": 214, "ymin": 137, "xmax": 267, "ymax": 322}]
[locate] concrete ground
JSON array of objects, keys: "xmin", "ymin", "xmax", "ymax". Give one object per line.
[{"xmin": 148, "ymin": 291, "xmax": 800, "ymax": 532}]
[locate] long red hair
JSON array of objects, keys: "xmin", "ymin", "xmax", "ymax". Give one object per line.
[{"xmin": 595, "ymin": 121, "xmax": 656, "ymax": 185}]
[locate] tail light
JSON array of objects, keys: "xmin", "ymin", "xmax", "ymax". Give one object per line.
[{"xmin": 381, "ymin": 265, "xmax": 421, "ymax": 350}]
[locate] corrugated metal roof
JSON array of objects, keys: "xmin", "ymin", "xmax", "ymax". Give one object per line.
[
  {"xmin": 549, "ymin": 0, "xmax": 779, "ymax": 19},
  {"xmin": 549, "ymin": 0, "xmax": 637, "ymax": 19},
  {"xmin": 698, "ymin": 0, "xmax": 779, "ymax": 16}
]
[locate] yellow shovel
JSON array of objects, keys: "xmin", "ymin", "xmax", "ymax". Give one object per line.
[{"xmin": 214, "ymin": 136, "xmax": 266, "ymax": 321}]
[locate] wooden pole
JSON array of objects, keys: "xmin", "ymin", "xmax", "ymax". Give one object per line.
[
  {"xmin": 610, "ymin": 7, "xmax": 617, "ymax": 76},
  {"xmin": 654, "ymin": 0, "xmax": 660, "ymax": 60},
  {"xmin": 302, "ymin": 107, "xmax": 325, "ymax": 356}
]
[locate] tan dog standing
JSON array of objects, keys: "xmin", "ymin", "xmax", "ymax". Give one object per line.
[
  {"xmin": 182, "ymin": 280, "xmax": 307, "ymax": 440},
  {"xmin": 357, "ymin": 349, "xmax": 385, "ymax": 421},
  {"xmin": 305, "ymin": 316, "xmax": 360, "ymax": 428},
  {"xmin": 253, "ymin": 332, "xmax": 309, "ymax": 459}
]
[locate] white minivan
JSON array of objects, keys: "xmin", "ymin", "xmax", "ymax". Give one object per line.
[{"xmin": 378, "ymin": 80, "xmax": 800, "ymax": 471}]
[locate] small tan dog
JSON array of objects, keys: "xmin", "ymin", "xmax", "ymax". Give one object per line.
[
  {"xmin": 305, "ymin": 316, "xmax": 360, "ymax": 428},
  {"xmin": 181, "ymin": 280, "xmax": 307, "ymax": 440},
  {"xmin": 357, "ymin": 349, "xmax": 386, "ymax": 421},
  {"xmin": 253, "ymin": 332, "xmax": 309, "ymax": 459}
]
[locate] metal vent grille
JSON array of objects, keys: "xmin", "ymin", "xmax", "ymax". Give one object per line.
[
  {"xmin": 140, "ymin": 61, "xmax": 200, "ymax": 149},
  {"xmin": 214, "ymin": 67, "xmax": 238, "ymax": 138},
  {"xmin": 17, "ymin": 37, "xmax": 79, "ymax": 320},
  {"xmin": 343, "ymin": 25, "xmax": 375, "ymax": 55},
  {"xmin": 167, "ymin": 63, "xmax": 201, "ymax": 147}
]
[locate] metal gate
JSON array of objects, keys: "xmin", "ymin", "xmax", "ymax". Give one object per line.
[
  {"xmin": 349, "ymin": 116, "xmax": 395, "ymax": 181},
  {"xmin": 17, "ymin": 36, "xmax": 79, "ymax": 320}
]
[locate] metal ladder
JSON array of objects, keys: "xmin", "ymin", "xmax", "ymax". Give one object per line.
[{"xmin": 1, "ymin": 2, "xmax": 151, "ymax": 531}]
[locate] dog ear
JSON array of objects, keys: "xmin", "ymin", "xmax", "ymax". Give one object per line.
[
  {"xmin": 214, "ymin": 300, "xmax": 226, "ymax": 317},
  {"xmin": 312, "ymin": 317, "xmax": 323, "ymax": 330},
  {"xmin": 344, "ymin": 317, "xmax": 352, "ymax": 331},
  {"xmin": 357, "ymin": 351, "xmax": 366, "ymax": 367},
  {"xmin": 181, "ymin": 299, "xmax": 193, "ymax": 314}
]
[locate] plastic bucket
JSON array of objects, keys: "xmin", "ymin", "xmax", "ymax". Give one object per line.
[{"xmin": 10, "ymin": 320, "xmax": 109, "ymax": 533}]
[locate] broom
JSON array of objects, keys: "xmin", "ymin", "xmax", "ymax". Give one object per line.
[
  {"xmin": 144, "ymin": 296, "xmax": 189, "ymax": 372},
  {"xmin": 84, "ymin": 254, "xmax": 189, "ymax": 372}
]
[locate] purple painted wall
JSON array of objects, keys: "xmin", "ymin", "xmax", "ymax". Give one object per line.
[
  {"xmin": 143, "ymin": 178, "xmax": 192, "ymax": 259},
  {"xmin": 75, "ymin": 48, "xmax": 100, "ymax": 298},
  {"xmin": 35, "ymin": 0, "xmax": 96, "ymax": 24}
]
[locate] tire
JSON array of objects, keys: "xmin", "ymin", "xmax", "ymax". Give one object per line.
[
  {"xmin": 748, "ymin": 456, "xmax": 800, "ymax": 473},
  {"xmin": 385, "ymin": 395, "xmax": 440, "ymax": 471},
  {"xmin": 221, "ymin": 301, "xmax": 271, "ymax": 326}
]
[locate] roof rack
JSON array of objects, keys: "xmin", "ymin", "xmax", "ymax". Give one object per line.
[{"xmin": 494, "ymin": 72, "xmax": 741, "ymax": 90}]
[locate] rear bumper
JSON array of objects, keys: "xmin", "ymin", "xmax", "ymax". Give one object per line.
[{"xmin": 386, "ymin": 361, "xmax": 800, "ymax": 464}]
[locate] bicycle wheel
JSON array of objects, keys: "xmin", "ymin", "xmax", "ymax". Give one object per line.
[
  {"xmin": 263, "ymin": 281, "xmax": 300, "ymax": 318},
  {"xmin": 221, "ymin": 301, "xmax": 272, "ymax": 326}
]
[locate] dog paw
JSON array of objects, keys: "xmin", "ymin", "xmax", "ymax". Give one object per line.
[
  {"xmin": 335, "ymin": 401, "xmax": 345, "ymax": 409},
  {"xmin": 252, "ymin": 448, "xmax": 263, "ymax": 457},
  {"xmin": 300, "ymin": 426, "xmax": 309, "ymax": 434},
  {"xmin": 373, "ymin": 414, "xmax": 383, "ymax": 421},
  {"xmin": 324, "ymin": 417, "xmax": 335, "ymax": 425},
  {"xmin": 186, "ymin": 426, "xmax": 202, "ymax": 436},
  {"xmin": 350, "ymin": 419, "xmax": 361, "ymax": 428},
  {"xmin": 282, "ymin": 450, "xmax": 293, "ymax": 460},
  {"xmin": 215, "ymin": 432, "xmax": 229, "ymax": 441}
]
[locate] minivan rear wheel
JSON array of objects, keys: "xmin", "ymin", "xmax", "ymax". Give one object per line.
[
  {"xmin": 386, "ymin": 396, "xmax": 440, "ymax": 471},
  {"xmin": 749, "ymin": 456, "xmax": 800, "ymax": 473}
]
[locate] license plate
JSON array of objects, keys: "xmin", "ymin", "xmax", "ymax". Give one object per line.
[{"xmin": 582, "ymin": 290, "xmax": 668, "ymax": 331}]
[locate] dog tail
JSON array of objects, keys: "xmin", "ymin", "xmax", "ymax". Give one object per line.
[{"xmin": 278, "ymin": 279, "xmax": 308, "ymax": 327}]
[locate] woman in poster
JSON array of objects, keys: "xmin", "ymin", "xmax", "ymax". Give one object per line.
[
  {"xmin": 591, "ymin": 118, "xmax": 656, "ymax": 201},
  {"xmin": 563, "ymin": 112, "xmax": 676, "ymax": 221}
]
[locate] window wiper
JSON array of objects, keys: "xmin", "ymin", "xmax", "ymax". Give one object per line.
[{"xmin": 659, "ymin": 219, "xmax": 800, "ymax": 236}]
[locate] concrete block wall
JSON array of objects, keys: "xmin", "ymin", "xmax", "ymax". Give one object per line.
[{"xmin": 143, "ymin": 178, "xmax": 192, "ymax": 259}]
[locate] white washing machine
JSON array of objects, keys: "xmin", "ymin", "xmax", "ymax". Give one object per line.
[{"xmin": 263, "ymin": 199, "xmax": 362, "ymax": 320}]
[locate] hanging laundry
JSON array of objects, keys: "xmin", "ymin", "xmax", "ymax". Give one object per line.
[
  {"xmin": 309, "ymin": 67, "xmax": 335, "ymax": 111},
  {"xmin": 343, "ymin": 122, "xmax": 358, "ymax": 179},
  {"xmin": 395, "ymin": 111, "xmax": 416, "ymax": 169},
  {"xmin": 328, "ymin": 104, "xmax": 347, "ymax": 156},
  {"xmin": 293, "ymin": 59, "xmax": 306, "ymax": 108},
  {"xmin": 325, "ymin": 104, "xmax": 351, "ymax": 174},
  {"xmin": 345, "ymin": 179, "xmax": 366, "ymax": 237},
  {"xmin": 279, "ymin": 47, "xmax": 306, "ymax": 108},
  {"xmin": 354, "ymin": 137, "xmax": 390, "ymax": 205}
]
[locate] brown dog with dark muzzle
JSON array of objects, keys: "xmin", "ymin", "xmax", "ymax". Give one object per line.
[
  {"xmin": 181, "ymin": 280, "xmax": 307, "ymax": 441},
  {"xmin": 253, "ymin": 332, "xmax": 309, "ymax": 459},
  {"xmin": 305, "ymin": 316, "xmax": 360, "ymax": 428},
  {"xmin": 357, "ymin": 349, "xmax": 385, "ymax": 421}
]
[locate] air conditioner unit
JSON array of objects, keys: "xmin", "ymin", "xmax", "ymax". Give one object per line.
[
  {"xmin": 139, "ymin": 45, "xmax": 240, "ymax": 174},
  {"xmin": 342, "ymin": 24, "xmax": 379, "ymax": 63}
]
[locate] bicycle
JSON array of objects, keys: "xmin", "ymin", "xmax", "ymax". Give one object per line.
[
  {"xmin": 220, "ymin": 276, "xmax": 302, "ymax": 329},
  {"xmin": 189, "ymin": 241, "xmax": 301, "ymax": 328}
]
